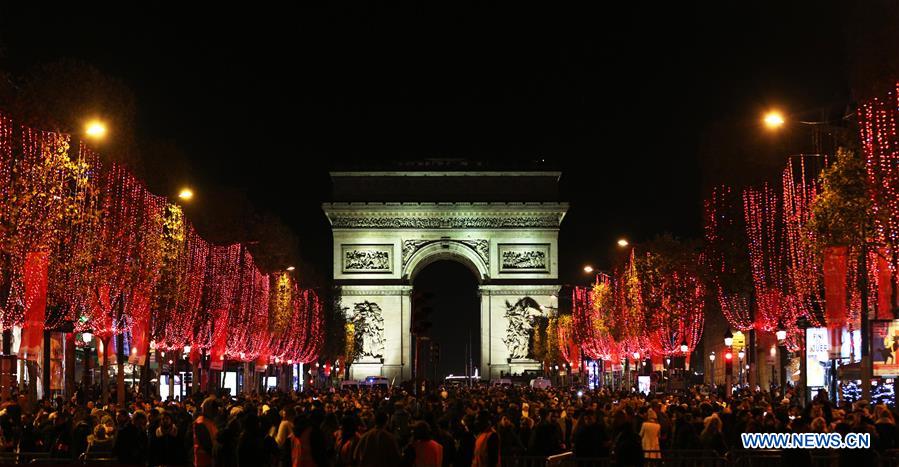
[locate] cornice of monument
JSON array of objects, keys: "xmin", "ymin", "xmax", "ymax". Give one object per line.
[{"xmin": 322, "ymin": 202, "xmax": 568, "ymax": 228}]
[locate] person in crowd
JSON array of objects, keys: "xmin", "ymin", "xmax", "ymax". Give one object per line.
[
  {"xmin": 0, "ymin": 379, "xmax": 889, "ymax": 467},
  {"xmin": 572, "ymin": 409, "xmax": 610, "ymax": 458},
  {"xmin": 471, "ymin": 413, "xmax": 499, "ymax": 467},
  {"xmin": 334, "ymin": 415, "xmax": 360, "ymax": 467},
  {"xmin": 699, "ymin": 413, "xmax": 727, "ymax": 456},
  {"xmin": 528, "ymin": 408, "xmax": 563, "ymax": 456},
  {"xmin": 354, "ymin": 411, "xmax": 401, "ymax": 467},
  {"xmin": 149, "ymin": 410, "xmax": 186, "ymax": 466},
  {"xmin": 403, "ymin": 421, "xmax": 443, "ymax": 467},
  {"xmin": 875, "ymin": 403, "xmax": 897, "ymax": 451},
  {"xmin": 114, "ymin": 409, "xmax": 148, "ymax": 464},
  {"xmin": 84, "ymin": 423, "xmax": 114, "ymax": 457},
  {"xmin": 639, "ymin": 408, "xmax": 661, "ymax": 459},
  {"xmin": 195, "ymin": 397, "xmax": 220, "ymax": 467}
]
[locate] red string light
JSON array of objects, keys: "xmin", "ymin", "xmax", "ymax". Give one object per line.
[{"xmin": 0, "ymin": 112, "xmax": 323, "ymax": 363}]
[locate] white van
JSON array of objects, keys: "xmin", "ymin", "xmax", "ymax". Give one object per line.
[
  {"xmin": 361, "ymin": 376, "xmax": 390, "ymax": 390},
  {"xmin": 339, "ymin": 380, "xmax": 360, "ymax": 391},
  {"xmin": 529, "ymin": 377, "xmax": 552, "ymax": 389},
  {"xmin": 491, "ymin": 378, "xmax": 513, "ymax": 388}
]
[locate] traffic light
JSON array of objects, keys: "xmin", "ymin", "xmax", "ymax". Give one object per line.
[
  {"xmin": 430, "ymin": 342, "xmax": 440, "ymax": 364},
  {"xmin": 725, "ymin": 351, "xmax": 733, "ymax": 376},
  {"xmin": 411, "ymin": 291, "xmax": 435, "ymax": 335}
]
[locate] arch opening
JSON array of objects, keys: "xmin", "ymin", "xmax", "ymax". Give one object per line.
[{"xmin": 412, "ymin": 260, "xmax": 480, "ymax": 381}]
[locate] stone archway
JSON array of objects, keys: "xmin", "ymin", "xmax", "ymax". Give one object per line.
[
  {"xmin": 405, "ymin": 239, "xmax": 489, "ymax": 283},
  {"xmin": 324, "ymin": 170, "xmax": 567, "ymax": 382}
]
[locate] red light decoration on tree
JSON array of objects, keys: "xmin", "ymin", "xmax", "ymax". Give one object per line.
[
  {"xmin": 193, "ymin": 244, "xmax": 241, "ymax": 351},
  {"xmin": 704, "ymin": 185, "xmax": 754, "ymax": 331},
  {"xmin": 782, "ymin": 156, "xmax": 827, "ymax": 327},
  {"xmin": 639, "ymin": 253, "xmax": 705, "ymax": 357},
  {"xmin": 861, "ymin": 87, "xmax": 899, "ymax": 270},
  {"xmin": 744, "ymin": 184, "xmax": 798, "ymax": 336},
  {"xmin": 613, "ymin": 251, "xmax": 648, "ymax": 357},
  {"xmin": 0, "ymin": 111, "xmax": 324, "ymax": 366},
  {"xmin": 572, "ymin": 278, "xmax": 621, "ymax": 361},
  {"xmin": 859, "ymin": 85, "xmax": 899, "ymax": 318}
]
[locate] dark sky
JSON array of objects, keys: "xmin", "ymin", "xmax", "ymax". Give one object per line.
[{"xmin": 0, "ymin": 3, "xmax": 850, "ymax": 284}]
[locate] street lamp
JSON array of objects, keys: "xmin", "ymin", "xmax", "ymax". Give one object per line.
[
  {"xmin": 178, "ymin": 187, "xmax": 194, "ymax": 201},
  {"xmin": 775, "ymin": 324, "xmax": 788, "ymax": 392},
  {"xmin": 617, "ymin": 238, "xmax": 629, "ymax": 248},
  {"xmin": 724, "ymin": 329, "xmax": 734, "ymax": 347},
  {"xmin": 583, "ymin": 265, "xmax": 594, "ymax": 274},
  {"xmin": 709, "ymin": 352, "xmax": 716, "ymax": 385},
  {"xmin": 776, "ymin": 328, "xmax": 787, "ymax": 342},
  {"xmin": 84, "ymin": 120, "xmax": 108, "ymax": 140},
  {"xmin": 680, "ymin": 343, "xmax": 689, "ymax": 354},
  {"xmin": 286, "ymin": 266, "xmax": 296, "ymax": 272},
  {"xmin": 763, "ymin": 110, "xmax": 785, "ymax": 129}
]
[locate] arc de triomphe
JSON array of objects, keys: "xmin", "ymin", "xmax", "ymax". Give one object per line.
[{"xmin": 323, "ymin": 169, "xmax": 567, "ymax": 382}]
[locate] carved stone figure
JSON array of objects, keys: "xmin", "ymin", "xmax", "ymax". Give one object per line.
[
  {"xmin": 502, "ymin": 296, "xmax": 545, "ymax": 359},
  {"xmin": 348, "ymin": 301, "xmax": 385, "ymax": 359},
  {"xmin": 501, "ymin": 250, "xmax": 547, "ymax": 269},
  {"xmin": 344, "ymin": 249, "xmax": 390, "ymax": 271}
]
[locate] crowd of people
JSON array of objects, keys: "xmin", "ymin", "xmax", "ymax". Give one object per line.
[{"xmin": 0, "ymin": 383, "xmax": 893, "ymax": 466}]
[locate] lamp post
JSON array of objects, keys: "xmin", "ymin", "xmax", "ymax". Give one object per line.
[
  {"xmin": 776, "ymin": 324, "xmax": 788, "ymax": 394},
  {"xmin": 709, "ymin": 352, "xmax": 716, "ymax": 386},
  {"xmin": 796, "ymin": 316, "xmax": 811, "ymax": 406},
  {"xmin": 633, "ymin": 352, "xmax": 640, "ymax": 379},
  {"xmin": 738, "ymin": 350, "xmax": 745, "ymax": 386}
]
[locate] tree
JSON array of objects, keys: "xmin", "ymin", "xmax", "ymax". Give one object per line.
[
  {"xmin": 635, "ymin": 235, "xmax": 706, "ymax": 356},
  {"xmin": 809, "ymin": 147, "xmax": 878, "ymax": 400},
  {"xmin": 808, "ymin": 148, "xmax": 871, "ymax": 247},
  {"xmin": 320, "ymin": 286, "xmax": 349, "ymax": 363}
]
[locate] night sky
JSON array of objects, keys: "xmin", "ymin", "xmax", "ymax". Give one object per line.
[{"xmin": 0, "ymin": 4, "xmax": 852, "ymax": 372}]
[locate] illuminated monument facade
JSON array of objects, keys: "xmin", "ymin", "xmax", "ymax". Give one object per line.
[{"xmin": 323, "ymin": 163, "xmax": 567, "ymax": 381}]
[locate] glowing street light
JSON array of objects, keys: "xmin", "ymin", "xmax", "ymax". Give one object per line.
[
  {"xmin": 617, "ymin": 238, "xmax": 629, "ymax": 248},
  {"xmin": 724, "ymin": 328, "xmax": 734, "ymax": 347},
  {"xmin": 680, "ymin": 342, "xmax": 689, "ymax": 354},
  {"xmin": 286, "ymin": 266, "xmax": 296, "ymax": 272},
  {"xmin": 776, "ymin": 328, "xmax": 787, "ymax": 342},
  {"xmin": 709, "ymin": 352, "xmax": 716, "ymax": 362},
  {"xmin": 178, "ymin": 187, "xmax": 194, "ymax": 201},
  {"xmin": 763, "ymin": 110, "xmax": 785, "ymax": 129},
  {"xmin": 84, "ymin": 120, "xmax": 108, "ymax": 139},
  {"xmin": 583, "ymin": 265, "xmax": 594, "ymax": 274}
]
